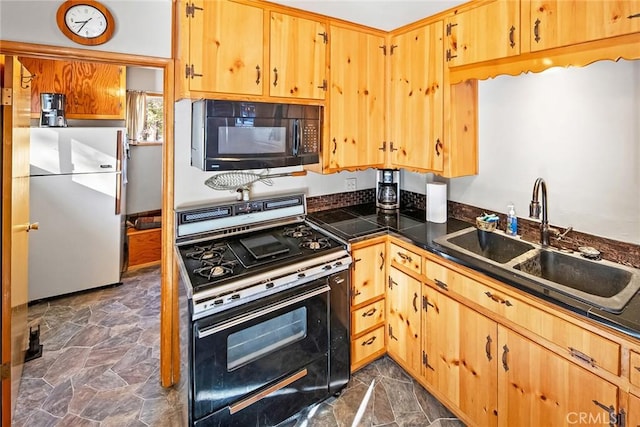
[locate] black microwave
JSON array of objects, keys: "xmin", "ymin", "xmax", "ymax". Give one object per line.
[{"xmin": 191, "ymin": 100, "xmax": 322, "ymax": 171}]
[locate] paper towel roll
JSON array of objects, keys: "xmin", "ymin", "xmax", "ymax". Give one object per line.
[{"xmin": 426, "ymin": 182, "xmax": 447, "ymax": 223}]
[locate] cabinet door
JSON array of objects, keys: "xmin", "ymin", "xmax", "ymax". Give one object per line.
[
  {"xmin": 387, "ymin": 267, "xmax": 421, "ymax": 376},
  {"xmin": 422, "ymin": 285, "xmax": 498, "ymax": 427},
  {"xmin": 351, "ymin": 241, "xmax": 386, "ymax": 306},
  {"xmin": 67, "ymin": 62, "xmax": 125, "ymax": 119},
  {"xmin": 328, "ymin": 25, "xmax": 385, "ymax": 170},
  {"xmin": 389, "ymin": 22, "xmax": 444, "ymax": 172},
  {"xmin": 445, "ymin": 0, "xmax": 520, "ymax": 67},
  {"xmin": 628, "ymin": 393, "xmax": 640, "ymax": 427},
  {"xmin": 530, "ymin": 0, "xmax": 640, "ymax": 52},
  {"xmin": 270, "ymin": 12, "xmax": 326, "ymax": 100},
  {"xmin": 189, "ymin": 0, "xmax": 263, "ymax": 95},
  {"xmin": 497, "ymin": 326, "xmax": 619, "ymax": 427}
]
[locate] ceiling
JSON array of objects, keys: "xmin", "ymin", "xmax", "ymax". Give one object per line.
[{"xmin": 268, "ymin": 0, "xmax": 466, "ymax": 31}]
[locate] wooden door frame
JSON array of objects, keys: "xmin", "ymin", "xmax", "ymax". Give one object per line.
[{"xmin": 0, "ymin": 41, "xmax": 179, "ymax": 391}]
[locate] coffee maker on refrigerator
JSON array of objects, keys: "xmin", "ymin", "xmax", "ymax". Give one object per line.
[
  {"xmin": 40, "ymin": 93, "xmax": 67, "ymax": 127},
  {"xmin": 376, "ymin": 169, "xmax": 400, "ymax": 211}
]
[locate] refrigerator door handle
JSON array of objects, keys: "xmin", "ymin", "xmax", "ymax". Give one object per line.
[{"xmin": 115, "ymin": 130, "xmax": 124, "ymax": 215}]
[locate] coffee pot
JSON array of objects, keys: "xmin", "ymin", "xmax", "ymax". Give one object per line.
[
  {"xmin": 40, "ymin": 93, "xmax": 67, "ymax": 127},
  {"xmin": 376, "ymin": 169, "xmax": 400, "ymax": 211}
]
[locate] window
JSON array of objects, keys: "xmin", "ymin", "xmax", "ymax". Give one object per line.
[{"xmin": 142, "ymin": 94, "xmax": 163, "ymax": 142}]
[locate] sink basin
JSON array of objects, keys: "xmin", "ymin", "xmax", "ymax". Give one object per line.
[
  {"xmin": 513, "ymin": 250, "xmax": 640, "ymax": 313},
  {"xmin": 434, "ymin": 227, "xmax": 640, "ymax": 313},
  {"xmin": 436, "ymin": 227, "xmax": 535, "ymax": 264}
]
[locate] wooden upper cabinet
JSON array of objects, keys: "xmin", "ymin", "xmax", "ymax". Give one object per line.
[
  {"xmin": 270, "ymin": 12, "xmax": 327, "ymax": 100},
  {"xmin": 20, "ymin": 58, "xmax": 125, "ymax": 120},
  {"xmin": 389, "ymin": 21, "xmax": 444, "ymax": 172},
  {"xmin": 529, "ymin": 0, "xmax": 640, "ymax": 52},
  {"xmin": 188, "ymin": 0, "xmax": 264, "ymax": 95},
  {"xmin": 445, "ymin": 0, "xmax": 520, "ymax": 67},
  {"xmin": 327, "ymin": 25, "xmax": 385, "ymax": 170},
  {"xmin": 629, "ymin": 393, "xmax": 640, "ymax": 427}
]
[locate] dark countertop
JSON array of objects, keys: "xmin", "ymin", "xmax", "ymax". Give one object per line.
[{"xmin": 307, "ymin": 203, "xmax": 640, "ymax": 341}]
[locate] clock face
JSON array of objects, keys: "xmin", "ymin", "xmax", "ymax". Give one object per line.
[{"xmin": 64, "ymin": 4, "xmax": 108, "ymax": 39}]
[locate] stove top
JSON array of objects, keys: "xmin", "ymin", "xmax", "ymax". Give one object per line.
[{"xmin": 177, "ymin": 223, "xmax": 346, "ymax": 294}]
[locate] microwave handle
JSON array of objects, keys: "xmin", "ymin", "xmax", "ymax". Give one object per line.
[{"xmin": 292, "ymin": 119, "xmax": 301, "ymax": 156}]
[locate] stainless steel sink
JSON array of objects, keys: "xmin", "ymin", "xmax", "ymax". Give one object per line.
[
  {"xmin": 444, "ymin": 228, "xmax": 536, "ymax": 264},
  {"xmin": 434, "ymin": 227, "xmax": 640, "ymax": 313}
]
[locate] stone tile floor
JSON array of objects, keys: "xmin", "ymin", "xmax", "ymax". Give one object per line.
[{"xmin": 13, "ymin": 265, "xmax": 463, "ymax": 427}]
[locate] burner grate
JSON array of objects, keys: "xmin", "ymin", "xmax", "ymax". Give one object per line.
[
  {"xmin": 185, "ymin": 244, "xmax": 228, "ymax": 262},
  {"xmin": 283, "ymin": 225, "xmax": 314, "ymax": 239},
  {"xmin": 300, "ymin": 237, "xmax": 331, "ymax": 251},
  {"xmin": 194, "ymin": 259, "xmax": 238, "ymax": 280}
]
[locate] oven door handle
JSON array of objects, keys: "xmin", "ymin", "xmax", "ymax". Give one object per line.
[{"xmin": 197, "ymin": 284, "xmax": 331, "ymax": 339}]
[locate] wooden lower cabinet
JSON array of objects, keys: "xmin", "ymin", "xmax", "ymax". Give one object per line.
[
  {"xmin": 387, "ymin": 266, "xmax": 421, "ymax": 376},
  {"xmin": 351, "ymin": 326, "xmax": 385, "ymax": 368},
  {"xmin": 628, "ymin": 393, "xmax": 640, "ymax": 427},
  {"xmin": 422, "ymin": 285, "xmax": 498, "ymax": 426},
  {"xmin": 498, "ymin": 326, "xmax": 618, "ymax": 427}
]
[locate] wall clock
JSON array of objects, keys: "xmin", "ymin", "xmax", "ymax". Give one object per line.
[{"xmin": 56, "ymin": 0, "xmax": 116, "ymax": 46}]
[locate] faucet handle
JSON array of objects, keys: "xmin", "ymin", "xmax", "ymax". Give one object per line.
[{"xmin": 554, "ymin": 226, "xmax": 573, "ymax": 241}]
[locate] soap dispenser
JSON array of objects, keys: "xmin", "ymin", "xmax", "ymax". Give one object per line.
[{"xmin": 506, "ymin": 204, "xmax": 518, "ymax": 236}]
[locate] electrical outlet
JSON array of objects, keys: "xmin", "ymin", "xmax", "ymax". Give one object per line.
[{"xmin": 345, "ymin": 178, "xmax": 357, "ymax": 192}]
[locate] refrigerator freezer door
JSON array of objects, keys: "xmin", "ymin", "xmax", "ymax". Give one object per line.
[
  {"xmin": 30, "ymin": 127, "xmax": 122, "ymax": 176},
  {"xmin": 28, "ymin": 172, "xmax": 122, "ymax": 301}
]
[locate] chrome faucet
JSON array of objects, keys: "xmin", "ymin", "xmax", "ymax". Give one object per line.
[{"xmin": 529, "ymin": 177, "xmax": 551, "ymax": 246}]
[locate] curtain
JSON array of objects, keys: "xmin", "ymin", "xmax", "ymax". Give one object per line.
[{"xmin": 126, "ymin": 90, "xmax": 147, "ymax": 143}]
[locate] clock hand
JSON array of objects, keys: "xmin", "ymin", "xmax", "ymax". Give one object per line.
[{"xmin": 76, "ymin": 17, "xmax": 92, "ymax": 33}]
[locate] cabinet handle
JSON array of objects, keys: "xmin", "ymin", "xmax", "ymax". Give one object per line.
[
  {"xmin": 628, "ymin": 13, "xmax": 640, "ymax": 19},
  {"xmin": 378, "ymin": 141, "xmax": 386, "ymax": 152},
  {"xmin": 332, "ymin": 138, "xmax": 337, "ymax": 155},
  {"xmin": 413, "ymin": 293, "xmax": 418, "ymax": 312},
  {"xmin": 317, "ymin": 79, "xmax": 327, "ymax": 91},
  {"xmin": 484, "ymin": 291, "xmax": 512, "ymax": 307},
  {"xmin": 388, "ymin": 324, "xmax": 398, "ymax": 341},
  {"xmin": 509, "ymin": 25, "xmax": 516, "ymax": 48},
  {"xmin": 388, "ymin": 276, "xmax": 398, "ymax": 289},
  {"xmin": 389, "ymin": 44, "xmax": 398, "ymax": 55},
  {"xmin": 502, "ymin": 344, "xmax": 510, "ymax": 371},
  {"xmin": 389, "ymin": 142, "xmax": 398, "ymax": 152},
  {"xmin": 568, "ymin": 347, "xmax": 596, "ymax": 367},
  {"xmin": 273, "ymin": 67, "xmax": 278, "ymax": 87},
  {"xmin": 435, "ymin": 138, "xmax": 443, "ymax": 156},
  {"xmin": 361, "ymin": 336, "xmax": 377, "ymax": 346},
  {"xmin": 423, "ymin": 351, "xmax": 435, "ymax": 371},
  {"xmin": 592, "ymin": 400, "xmax": 617, "ymax": 426},
  {"xmin": 434, "ymin": 279, "xmax": 448, "ymax": 291},
  {"xmin": 353, "ymin": 257, "xmax": 362, "ymax": 270},
  {"xmin": 635, "ymin": 366, "xmax": 640, "ymax": 372},
  {"xmin": 379, "ymin": 252, "xmax": 385, "ymax": 271},
  {"xmin": 485, "ymin": 335, "xmax": 493, "ymax": 361},
  {"xmin": 361, "ymin": 307, "xmax": 377, "ymax": 317},
  {"xmin": 534, "ymin": 19, "xmax": 541, "ymax": 43},
  {"xmin": 446, "ymin": 49, "xmax": 457, "ymax": 62},
  {"xmin": 255, "ymin": 65, "xmax": 261, "ymax": 85},
  {"xmin": 397, "ymin": 252, "xmax": 412, "ymax": 263},
  {"xmin": 351, "ymin": 288, "xmax": 361, "ymax": 299}
]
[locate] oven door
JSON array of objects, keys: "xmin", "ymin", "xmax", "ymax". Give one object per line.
[{"xmin": 191, "ymin": 279, "xmax": 330, "ymax": 426}]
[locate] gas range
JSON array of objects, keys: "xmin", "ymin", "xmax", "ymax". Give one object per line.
[{"xmin": 175, "ymin": 193, "xmax": 351, "ymax": 320}]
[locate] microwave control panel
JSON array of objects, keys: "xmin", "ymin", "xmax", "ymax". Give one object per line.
[{"xmin": 302, "ymin": 122, "xmax": 319, "ymax": 154}]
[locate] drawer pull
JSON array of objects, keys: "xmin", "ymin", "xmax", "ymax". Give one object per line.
[
  {"xmin": 569, "ymin": 347, "xmax": 596, "ymax": 367},
  {"xmin": 361, "ymin": 307, "xmax": 377, "ymax": 317},
  {"xmin": 361, "ymin": 336, "xmax": 377, "ymax": 346},
  {"xmin": 397, "ymin": 252, "xmax": 412, "ymax": 263},
  {"xmin": 413, "ymin": 293, "xmax": 418, "ymax": 312},
  {"xmin": 484, "ymin": 291, "xmax": 512, "ymax": 307},
  {"xmin": 379, "ymin": 252, "xmax": 385, "ymax": 270},
  {"xmin": 486, "ymin": 335, "xmax": 493, "ymax": 361},
  {"xmin": 434, "ymin": 279, "xmax": 448, "ymax": 291},
  {"xmin": 502, "ymin": 344, "xmax": 509, "ymax": 372}
]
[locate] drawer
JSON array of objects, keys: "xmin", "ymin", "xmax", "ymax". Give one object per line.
[
  {"xmin": 352, "ymin": 299, "xmax": 385, "ymax": 336},
  {"xmin": 351, "ymin": 326, "xmax": 385, "ymax": 367},
  {"xmin": 389, "ymin": 242, "xmax": 421, "ymax": 275},
  {"xmin": 631, "ymin": 351, "xmax": 640, "ymax": 387},
  {"xmin": 425, "ymin": 258, "xmax": 621, "ymax": 376}
]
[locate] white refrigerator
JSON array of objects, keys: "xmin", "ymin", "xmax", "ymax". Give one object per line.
[{"xmin": 29, "ymin": 127, "xmax": 127, "ymax": 301}]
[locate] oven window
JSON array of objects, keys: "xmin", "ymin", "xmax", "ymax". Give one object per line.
[
  {"xmin": 227, "ymin": 307, "xmax": 307, "ymax": 371},
  {"xmin": 218, "ymin": 126, "xmax": 286, "ymax": 154}
]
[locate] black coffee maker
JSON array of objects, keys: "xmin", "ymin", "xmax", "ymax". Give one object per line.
[
  {"xmin": 376, "ymin": 169, "xmax": 400, "ymax": 211},
  {"xmin": 40, "ymin": 93, "xmax": 67, "ymax": 127}
]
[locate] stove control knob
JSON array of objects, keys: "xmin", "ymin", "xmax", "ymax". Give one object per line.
[
  {"xmin": 298, "ymin": 273, "xmax": 306, "ymax": 279},
  {"xmin": 323, "ymin": 265, "xmax": 332, "ymax": 271},
  {"xmin": 230, "ymin": 294, "xmax": 240, "ymax": 300},
  {"xmin": 334, "ymin": 261, "xmax": 343, "ymax": 267},
  {"xmin": 266, "ymin": 283, "xmax": 274, "ymax": 289},
  {"xmin": 214, "ymin": 299, "xmax": 223, "ymax": 305}
]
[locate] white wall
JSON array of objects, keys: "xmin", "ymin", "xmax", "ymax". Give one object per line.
[
  {"xmin": 0, "ymin": 1, "xmax": 171, "ymax": 58},
  {"xmin": 436, "ymin": 60, "xmax": 638, "ymax": 245},
  {"xmin": 173, "ymin": 100, "xmax": 376, "ymax": 208},
  {"xmin": 126, "ymin": 67, "xmax": 164, "ymax": 93}
]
